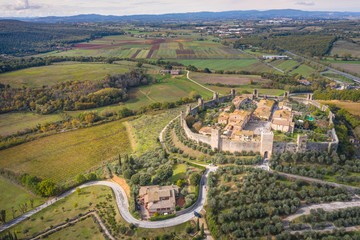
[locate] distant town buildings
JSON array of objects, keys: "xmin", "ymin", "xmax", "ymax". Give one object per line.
[
  {"xmin": 262, "ymin": 55, "xmax": 289, "ymax": 60},
  {"xmin": 160, "ymin": 69, "xmax": 181, "ymax": 75}
]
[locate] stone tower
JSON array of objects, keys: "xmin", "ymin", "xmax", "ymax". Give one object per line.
[
  {"xmin": 211, "ymin": 127, "xmax": 221, "ymax": 151},
  {"xmin": 180, "ymin": 111, "xmax": 185, "ymax": 127},
  {"xmin": 253, "ymin": 89, "xmax": 259, "ymax": 98},
  {"xmin": 296, "ymin": 135, "xmax": 308, "ymax": 153},
  {"xmin": 284, "ymin": 91, "xmax": 290, "ymax": 98},
  {"xmin": 260, "ymin": 132, "xmax": 274, "ymax": 158},
  {"xmin": 198, "ymin": 98, "xmax": 204, "ymax": 109},
  {"xmin": 213, "ymin": 92, "xmax": 219, "ymax": 103},
  {"xmin": 185, "ymin": 104, "xmax": 192, "ymax": 115}
]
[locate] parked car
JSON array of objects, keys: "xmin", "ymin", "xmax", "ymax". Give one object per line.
[{"xmin": 194, "ymin": 211, "xmax": 201, "ymax": 218}]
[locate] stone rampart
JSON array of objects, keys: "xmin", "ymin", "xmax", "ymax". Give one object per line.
[{"xmin": 180, "ymin": 91, "xmax": 339, "ymax": 157}]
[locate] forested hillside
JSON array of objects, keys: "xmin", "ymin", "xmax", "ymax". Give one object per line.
[{"xmin": 0, "ymin": 20, "xmax": 124, "ymax": 56}]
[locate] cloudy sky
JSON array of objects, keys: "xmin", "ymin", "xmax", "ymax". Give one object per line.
[{"xmin": 0, "ymin": 0, "xmax": 359, "ymax": 18}]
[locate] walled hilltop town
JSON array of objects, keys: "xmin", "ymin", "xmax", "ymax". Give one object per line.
[{"xmin": 181, "ymin": 89, "xmax": 339, "ymax": 158}]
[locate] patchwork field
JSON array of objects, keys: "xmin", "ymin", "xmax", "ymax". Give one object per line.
[
  {"xmin": 0, "ymin": 120, "xmax": 132, "ymax": 184},
  {"xmin": 41, "ymin": 35, "xmax": 249, "ymax": 60},
  {"xmin": 330, "ymin": 40, "xmax": 360, "ymax": 58},
  {"xmin": 189, "ymin": 72, "xmax": 270, "ymax": 85},
  {"xmin": 0, "ymin": 176, "xmax": 46, "ymax": 222},
  {"xmin": 0, "ymin": 112, "xmax": 62, "ymax": 137},
  {"xmin": 0, "ymin": 62, "xmax": 139, "ymax": 88}
]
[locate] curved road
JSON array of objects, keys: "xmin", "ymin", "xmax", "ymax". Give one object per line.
[
  {"xmin": 0, "ymin": 167, "xmax": 215, "ymax": 232},
  {"xmin": 283, "ymin": 200, "xmax": 360, "ymax": 224}
]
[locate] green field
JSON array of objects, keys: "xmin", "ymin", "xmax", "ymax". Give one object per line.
[
  {"xmin": 290, "ymin": 64, "xmax": 316, "ymax": 77},
  {"xmin": 0, "ymin": 120, "xmax": 132, "ymax": 184},
  {"xmin": 0, "ymin": 112, "xmax": 62, "ymax": 137},
  {"xmin": 322, "ymin": 72, "xmax": 354, "ymax": 83},
  {"xmin": 0, "ymin": 62, "xmax": 137, "ymax": 88},
  {"xmin": 272, "ymin": 59, "xmax": 301, "ymax": 72},
  {"xmin": 0, "ymin": 176, "xmax": 46, "ymax": 222}
]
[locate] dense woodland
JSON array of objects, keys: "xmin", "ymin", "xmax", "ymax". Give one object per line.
[
  {"xmin": 234, "ymin": 33, "xmax": 336, "ymax": 57},
  {"xmin": 0, "ymin": 20, "xmax": 124, "ymax": 56},
  {"xmin": 0, "ymin": 70, "xmax": 149, "ymax": 114},
  {"xmin": 314, "ymin": 89, "xmax": 360, "ymax": 102}
]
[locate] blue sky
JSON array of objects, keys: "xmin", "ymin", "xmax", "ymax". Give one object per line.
[{"xmin": 0, "ymin": 0, "xmax": 359, "ymax": 17}]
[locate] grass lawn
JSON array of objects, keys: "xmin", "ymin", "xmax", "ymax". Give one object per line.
[
  {"xmin": 46, "ymin": 217, "xmax": 106, "ymax": 240},
  {"xmin": 0, "ymin": 62, "xmax": 133, "ymax": 88},
  {"xmin": 165, "ymin": 59, "xmax": 259, "ymax": 71},
  {"xmin": 169, "ymin": 164, "xmax": 187, "ymax": 184},
  {"xmin": 0, "ymin": 112, "xmax": 62, "ymax": 137},
  {"xmin": 0, "ymin": 176, "xmax": 46, "ymax": 223},
  {"xmin": 0, "ymin": 120, "xmax": 132, "ymax": 185}
]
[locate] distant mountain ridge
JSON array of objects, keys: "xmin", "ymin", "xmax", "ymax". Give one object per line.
[{"xmin": 2, "ymin": 9, "xmax": 360, "ymax": 23}]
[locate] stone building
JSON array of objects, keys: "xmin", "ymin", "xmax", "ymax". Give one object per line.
[{"xmin": 139, "ymin": 185, "xmax": 178, "ymax": 217}]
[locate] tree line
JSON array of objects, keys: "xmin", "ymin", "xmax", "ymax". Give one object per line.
[{"xmin": 0, "ymin": 69, "xmax": 149, "ymax": 114}]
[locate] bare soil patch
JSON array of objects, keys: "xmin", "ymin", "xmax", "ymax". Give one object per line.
[
  {"xmin": 112, "ymin": 175, "xmax": 131, "ymax": 198},
  {"xmin": 190, "ymin": 72, "xmax": 269, "ymax": 85},
  {"xmin": 331, "ymin": 63, "xmax": 360, "ymax": 75}
]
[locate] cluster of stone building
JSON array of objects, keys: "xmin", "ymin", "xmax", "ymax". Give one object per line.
[
  {"xmin": 181, "ymin": 89, "xmax": 338, "ymax": 158},
  {"xmin": 199, "ymin": 93, "xmax": 296, "ymax": 143}
]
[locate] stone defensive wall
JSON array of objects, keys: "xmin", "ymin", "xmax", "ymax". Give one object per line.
[{"xmin": 180, "ymin": 90, "xmax": 339, "ymax": 157}]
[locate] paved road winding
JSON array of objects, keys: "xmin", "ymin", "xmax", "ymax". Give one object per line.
[{"xmin": 0, "ymin": 167, "xmax": 216, "ymax": 232}]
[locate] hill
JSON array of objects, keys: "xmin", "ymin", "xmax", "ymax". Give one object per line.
[{"xmin": 4, "ymin": 9, "xmax": 360, "ymax": 23}]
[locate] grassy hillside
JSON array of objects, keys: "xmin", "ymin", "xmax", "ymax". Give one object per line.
[
  {"xmin": 0, "ymin": 120, "xmax": 132, "ymax": 184},
  {"xmin": 0, "ymin": 62, "xmax": 140, "ymax": 88}
]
